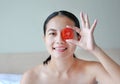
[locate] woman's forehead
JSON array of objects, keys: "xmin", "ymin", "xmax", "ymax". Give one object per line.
[{"xmin": 46, "ymin": 16, "xmax": 75, "ymax": 31}]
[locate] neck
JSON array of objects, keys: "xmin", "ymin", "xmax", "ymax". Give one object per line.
[{"xmin": 48, "ymin": 55, "xmax": 76, "ymax": 73}]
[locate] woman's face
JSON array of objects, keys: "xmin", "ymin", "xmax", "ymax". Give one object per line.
[{"xmin": 44, "ymin": 15, "xmax": 78, "ymax": 59}]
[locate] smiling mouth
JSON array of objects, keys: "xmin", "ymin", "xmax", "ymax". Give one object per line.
[{"xmin": 53, "ymin": 47, "xmax": 67, "ymax": 52}]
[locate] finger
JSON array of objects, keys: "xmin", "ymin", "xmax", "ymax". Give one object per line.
[
  {"xmin": 72, "ymin": 27, "xmax": 81, "ymax": 35},
  {"xmin": 66, "ymin": 39, "xmax": 79, "ymax": 46},
  {"xmin": 80, "ymin": 12, "xmax": 86, "ymax": 28},
  {"xmin": 66, "ymin": 25, "xmax": 72, "ymax": 28},
  {"xmin": 90, "ymin": 19, "xmax": 97, "ymax": 33},
  {"xmin": 85, "ymin": 14, "xmax": 90, "ymax": 28},
  {"xmin": 66, "ymin": 26, "xmax": 81, "ymax": 35}
]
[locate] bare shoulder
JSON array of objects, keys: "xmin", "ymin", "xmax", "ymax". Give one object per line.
[
  {"xmin": 77, "ymin": 58, "xmax": 108, "ymax": 75},
  {"xmin": 20, "ymin": 64, "xmax": 43, "ymax": 84},
  {"xmin": 76, "ymin": 58, "xmax": 101, "ymax": 69},
  {"xmin": 76, "ymin": 58, "xmax": 113, "ymax": 83}
]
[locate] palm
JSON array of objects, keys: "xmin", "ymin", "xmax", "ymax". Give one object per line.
[{"xmin": 78, "ymin": 26, "xmax": 95, "ymax": 50}]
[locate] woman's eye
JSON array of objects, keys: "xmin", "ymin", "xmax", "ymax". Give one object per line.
[{"xmin": 49, "ymin": 32, "xmax": 56, "ymax": 36}]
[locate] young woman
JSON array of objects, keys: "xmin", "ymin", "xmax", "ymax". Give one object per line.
[{"xmin": 21, "ymin": 10, "xmax": 120, "ymax": 84}]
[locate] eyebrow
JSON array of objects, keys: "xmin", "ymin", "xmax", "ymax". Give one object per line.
[{"xmin": 47, "ymin": 28, "xmax": 56, "ymax": 32}]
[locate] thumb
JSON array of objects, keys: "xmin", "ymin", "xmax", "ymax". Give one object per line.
[{"xmin": 66, "ymin": 39, "xmax": 79, "ymax": 46}]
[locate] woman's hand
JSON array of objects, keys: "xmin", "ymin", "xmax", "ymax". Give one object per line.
[{"xmin": 66, "ymin": 12, "xmax": 97, "ymax": 51}]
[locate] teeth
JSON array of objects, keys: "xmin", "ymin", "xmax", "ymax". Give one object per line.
[
  {"xmin": 55, "ymin": 48, "xmax": 66, "ymax": 50},
  {"xmin": 53, "ymin": 47, "xmax": 67, "ymax": 51}
]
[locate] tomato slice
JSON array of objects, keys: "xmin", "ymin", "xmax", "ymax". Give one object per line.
[{"xmin": 61, "ymin": 28, "xmax": 74, "ymax": 40}]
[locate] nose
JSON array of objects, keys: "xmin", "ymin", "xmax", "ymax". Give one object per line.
[{"xmin": 56, "ymin": 33, "xmax": 65, "ymax": 44}]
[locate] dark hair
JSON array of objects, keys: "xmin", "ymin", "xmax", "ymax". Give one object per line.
[
  {"xmin": 43, "ymin": 10, "xmax": 80, "ymax": 64},
  {"xmin": 43, "ymin": 10, "xmax": 80, "ymax": 35}
]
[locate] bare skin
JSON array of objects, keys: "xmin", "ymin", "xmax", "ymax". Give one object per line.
[{"xmin": 20, "ymin": 12, "xmax": 120, "ymax": 84}]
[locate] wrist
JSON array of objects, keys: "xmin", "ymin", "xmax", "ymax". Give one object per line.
[{"xmin": 89, "ymin": 45, "xmax": 101, "ymax": 55}]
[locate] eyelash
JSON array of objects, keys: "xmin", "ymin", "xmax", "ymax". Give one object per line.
[{"xmin": 49, "ymin": 32, "xmax": 56, "ymax": 36}]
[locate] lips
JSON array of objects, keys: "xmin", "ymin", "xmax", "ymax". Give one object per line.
[{"xmin": 53, "ymin": 46, "xmax": 67, "ymax": 52}]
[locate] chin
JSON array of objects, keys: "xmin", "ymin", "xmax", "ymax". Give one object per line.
[{"xmin": 51, "ymin": 52, "xmax": 73, "ymax": 60}]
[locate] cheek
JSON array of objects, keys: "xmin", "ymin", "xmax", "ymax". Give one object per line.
[{"xmin": 45, "ymin": 37, "xmax": 54, "ymax": 47}]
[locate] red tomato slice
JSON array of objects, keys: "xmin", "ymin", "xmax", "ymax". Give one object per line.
[{"xmin": 61, "ymin": 28, "xmax": 74, "ymax": 40}]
